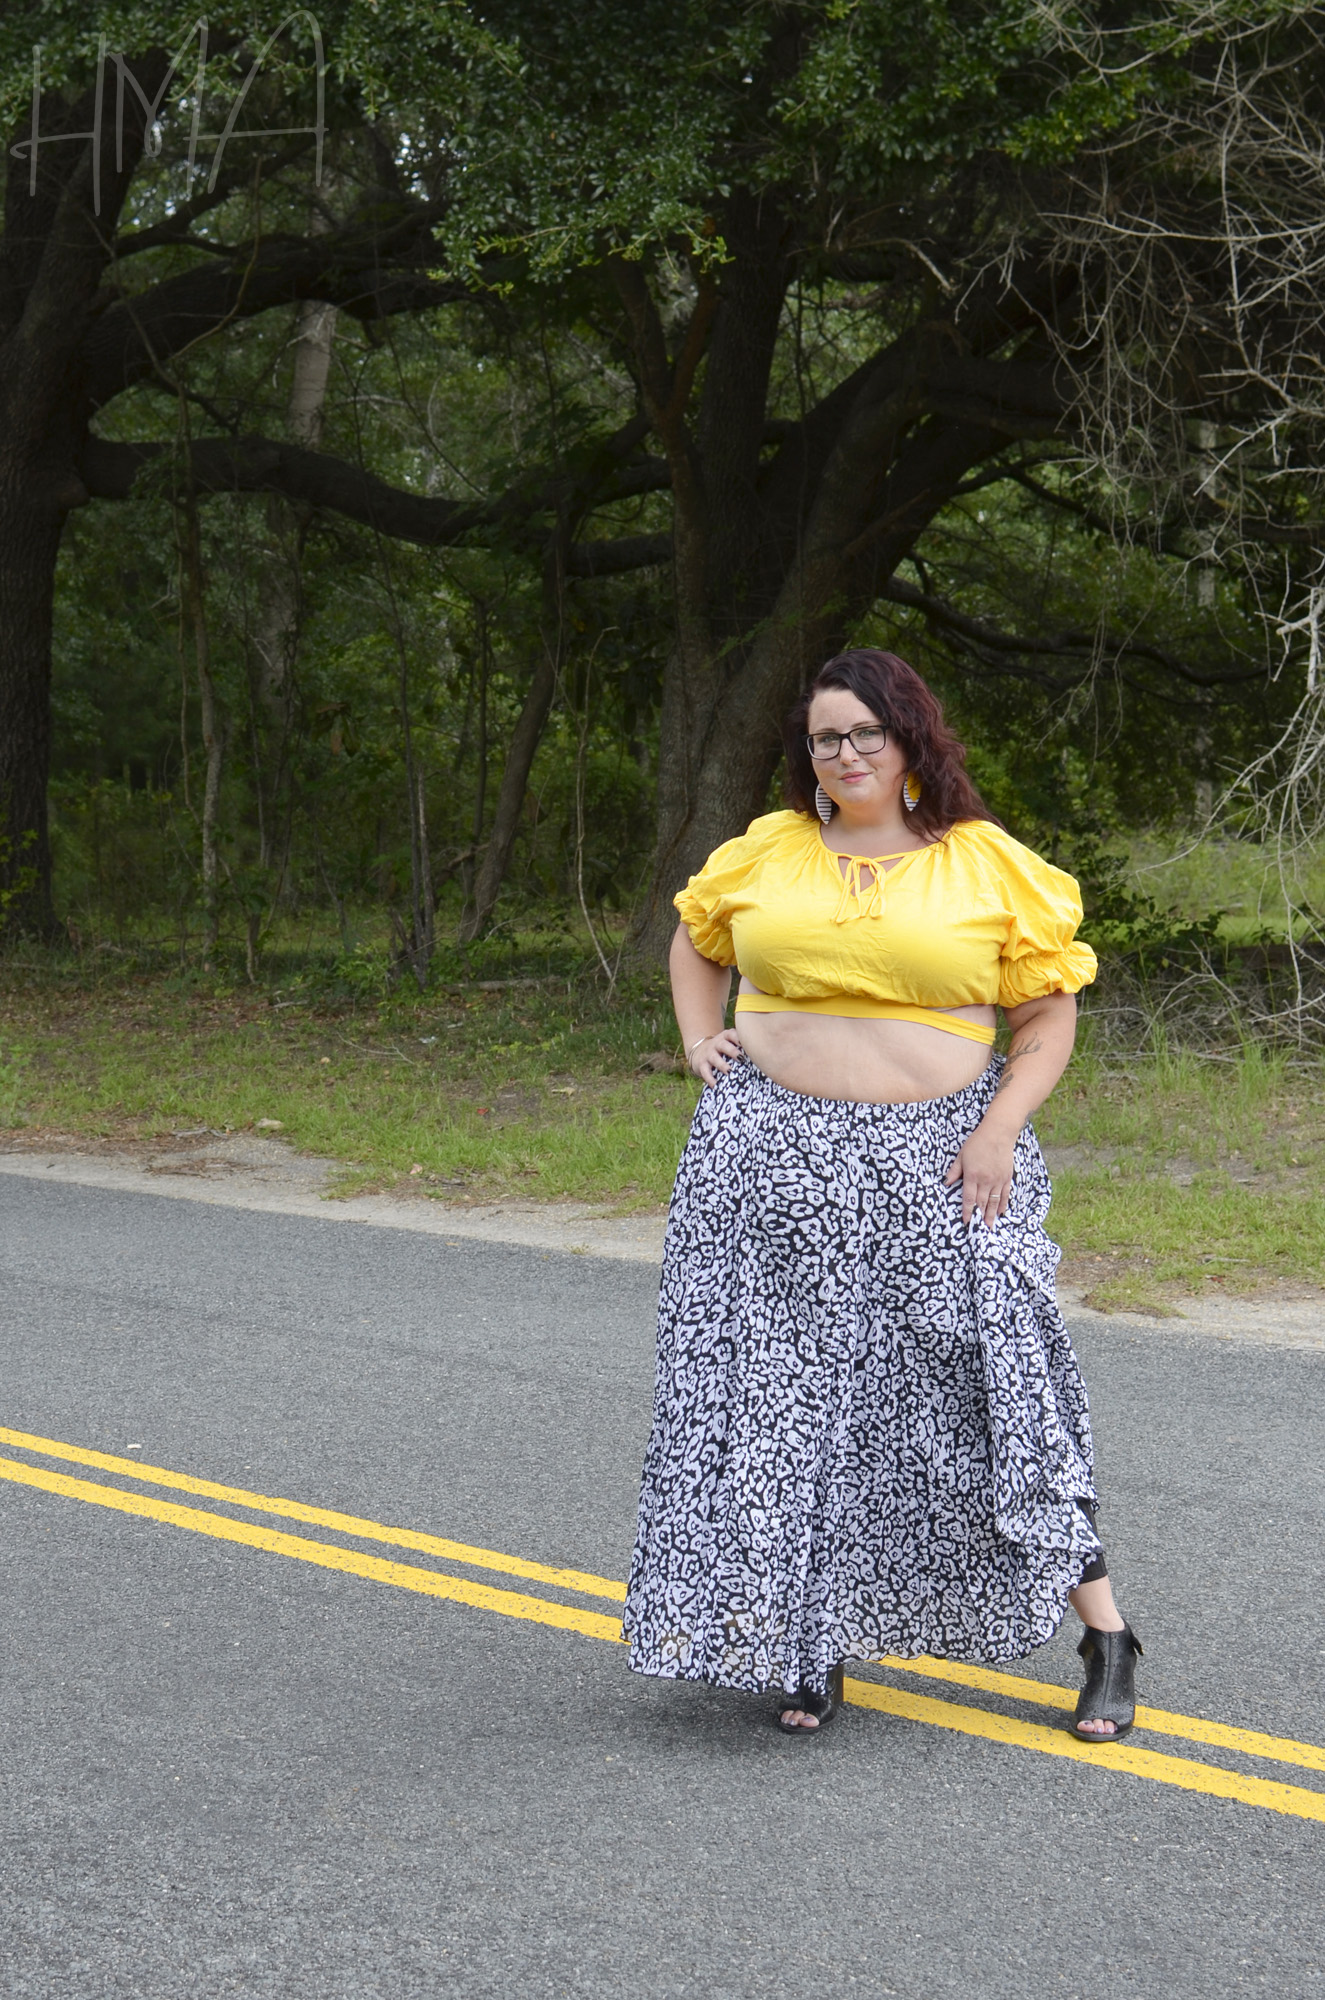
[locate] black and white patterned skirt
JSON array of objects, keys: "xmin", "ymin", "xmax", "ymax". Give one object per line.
[{"xmin": 623, "ymin": 1056, "xmax": 1102, "ymax": 1696}]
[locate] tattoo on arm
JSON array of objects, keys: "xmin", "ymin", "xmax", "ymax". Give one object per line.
[{"xmin": 993, "ymin": 1031, "xmax": 1043, "ymax": 1094}]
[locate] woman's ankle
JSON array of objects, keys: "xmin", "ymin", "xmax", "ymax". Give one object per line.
[{"xmin": 1069, "ymin": 1578, "xmax": 1126, "ymax": 1632}]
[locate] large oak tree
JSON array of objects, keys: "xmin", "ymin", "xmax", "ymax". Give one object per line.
[{"xmin": 2, "ymin": 1, "xmax": 1315, "ymax": 952}]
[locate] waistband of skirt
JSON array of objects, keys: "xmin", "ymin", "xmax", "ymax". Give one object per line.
[{"xmin": 724, "ymin": 1052, "xmax": 1002, "ymax": 1124}]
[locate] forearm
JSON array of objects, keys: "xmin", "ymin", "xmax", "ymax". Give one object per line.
[
  {"xmin": 978, "ymin": 992, "xmax": 1078, "ymax": 1139},
  {"xmin": 669, "ymin": 924, "xmax": 733, "ymax": 1053}
]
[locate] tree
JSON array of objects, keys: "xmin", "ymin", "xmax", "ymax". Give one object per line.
[
  {"xmin": 353, "ymin": 0, "xmax": 1279, "ymax": 956},
  {"xmin": 3, "ymin": 1, "xmax": 1307, "ymax": 959},
  {"xmin": 1028, "ymin": 2, "xmax": 1325, "ymax": 881},
  {"xmin": 0, "ymin": 4, "xmax": 668, "ymax": 938}
]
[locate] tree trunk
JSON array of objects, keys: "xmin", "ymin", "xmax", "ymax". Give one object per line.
[
  {"xmin": 458, "ymin": 640, "xmax": 559, "ymax": 943},
  {"xmin": 614, "ymin": 206, "xmax": 1068, "ymax": 965},
  {"xmin": 251, "ymin": 292, "xmax": 337, "ymax": 871},
  {"xmin": 0, "ymin": 58, "xmax": 166, "ymax": 943},
  {"xmin": 459, "ymin": 540, "xmax": 568, "ymax": 943},
  {"xmin": 181, "ymin": 495, "xmax": 224, "ymax": 962},
  {"xmin": 254, "ymin": 297, "xmax": 336, "ymax": 733},
  {"xmin": 0, "ymin": 488, "xmax": 63, "ymax": 939},
  {"xmin": 394, "ymin": 644, "xmax": 435, "ymax": 989}
]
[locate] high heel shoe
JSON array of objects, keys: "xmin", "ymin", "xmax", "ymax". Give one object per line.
[
  {"xmin": 777, "ymin": 1660, "xmax": 846, "ymax": 1736},
  {"xmin": 1071, "ymin": 1623, "xmax": 1143, "ymax": 1741}
]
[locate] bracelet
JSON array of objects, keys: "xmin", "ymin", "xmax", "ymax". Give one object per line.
[{"xmin": 686, "ymin": 1033, "xmax": 716, "ymax": 1060}]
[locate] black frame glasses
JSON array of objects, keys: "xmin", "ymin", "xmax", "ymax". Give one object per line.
[{"xmin": 805, "ymin": 725, "xmax": 889, "ymax": 761}]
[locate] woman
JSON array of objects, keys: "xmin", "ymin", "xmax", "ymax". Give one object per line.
[{"xmin": 623, "ymin": 649, "xmax": 1142, "ymax": 1740}]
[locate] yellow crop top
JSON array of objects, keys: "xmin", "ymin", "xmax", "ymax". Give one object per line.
[{"xmin": 674, "ymin": 811, "xmax": 1096, "ymax": 1042}]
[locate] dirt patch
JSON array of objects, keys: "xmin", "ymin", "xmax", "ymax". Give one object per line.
[{"xmin": 1, "ymin": 1125, "xmax": 340, "ymax": 1188}]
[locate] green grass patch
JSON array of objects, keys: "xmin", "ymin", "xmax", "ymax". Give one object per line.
[
  {"xmin": 1048, "ymin": 1174, "xmax": 1325, "ymax": 1311},
  {"xmin": 1121, "ymin": 833, "xmax": 1325, "ymax": 944},
  {"xmin": 1037, "ymin": 1036, "xmax": 1322, "ymax": 1176},
  {"xmin": 0, "ymin": 962, "xmax": 697, "ymax": 1207},
  {"xmin": 1037, "ymin": 1036, "xmax": 1325, "ymax": 1309},
  {"xmin": 2, "ymin": 953, "xmax": 1323, "ymax": 1310}
]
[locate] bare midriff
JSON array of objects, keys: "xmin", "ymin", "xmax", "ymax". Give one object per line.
[{"xmin": 734, "ymin": 977, "xmax": 996, "ymax": 1104}]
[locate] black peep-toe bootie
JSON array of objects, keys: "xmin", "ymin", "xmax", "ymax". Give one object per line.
[
  {"xmin": 777, "ymin": 1660, "xmax": 846, "ymax": 1736},
  {"xmin": 1072, "ymin": 1623, "xmax": 1143, "ymax": 1741}
]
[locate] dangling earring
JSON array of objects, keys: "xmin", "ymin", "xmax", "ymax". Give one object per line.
[
  {"xmin": 815, "ymin": 783, "xmax": 834, "ymax": 824},
  {"xmin": 902, "ymin": 771, "xmax": 921, "ymax": 812}
]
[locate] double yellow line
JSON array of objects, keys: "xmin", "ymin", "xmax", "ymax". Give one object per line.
[{"xmin": 3, "ymin": 1423, "xmax": 1323, "ymax": 1824}]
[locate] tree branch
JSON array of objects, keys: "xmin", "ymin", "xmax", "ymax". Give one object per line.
[
  {"xmin": 80, "ymin": 431, "xmax": 674, "ymax": 567},
  {"xmin": 564, "ymin": 533, "xmax": 672, "ymax": 576},
  {"xmin": 112, "ymin": 142, "xmax": 314, "ymax": 257},
  {"xmin": 923, "ymin": 357, "xmax": 1066, "ymax": 437},
  {"xmin": 1003, "ymin": 466, "xmax": 1188, "ymax": 557},
  {"xmin": 609, "ymin": 257, "xmax": 674, "ymax": 419},
  {"xmin": 82, "ymin": 202, "xmax": 469, "ymax": 404},
  {"xmin": 880, "ymin": 573, "xmax": 1263, "ymax": 687},
  {"xmin": 667, "ymin": 276, "xmax": 719, "ymax": 425}
]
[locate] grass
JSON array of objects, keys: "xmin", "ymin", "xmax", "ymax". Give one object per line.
[
  {"xmin": 0, "ymin": 960, "xmax": 700, "ymax": 1209},
  {"xmin": 1122, "ymin": 832, "xmax": 1325, "ymax": 943},
  {"xmin": 1037, "ymin": 1038, "xmax": 1325, "ymax": 1310},
  {"xmin": 2, "ymin": 950, "xmax": 1322, "ymax": 1314}
]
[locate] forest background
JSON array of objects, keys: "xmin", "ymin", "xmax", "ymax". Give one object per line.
[{"xmin": 3, "ymin": 0, "xmax": 1325, "ymax": 1313}]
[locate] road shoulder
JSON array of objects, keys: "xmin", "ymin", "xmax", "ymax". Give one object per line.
[{"xmin": 2, "ymin": 1133, "xmax": 1321, "ymax": 1349}]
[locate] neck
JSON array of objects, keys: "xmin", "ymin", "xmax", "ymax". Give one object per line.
[{"xmin": 825, "ymin": 803, "xmax": 914, "ymax": 849}]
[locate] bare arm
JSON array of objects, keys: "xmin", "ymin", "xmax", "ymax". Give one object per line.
[
  {"xmin": 944, "ymin": 990, "xmax": 1077, "ymax": 1225},
  {"xmin": 670, "ymin": 924, "xmax": 742, "ymax": 1083}
]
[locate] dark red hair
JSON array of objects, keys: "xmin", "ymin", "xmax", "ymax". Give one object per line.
[{"xmin": 783, "ymin": 649, "xmax": 993, "ymax": 841}]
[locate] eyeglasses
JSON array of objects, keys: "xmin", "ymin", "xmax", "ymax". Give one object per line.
[{"xmin": 806, "ymin": 725, "xmax": 888, "ymax": 760}]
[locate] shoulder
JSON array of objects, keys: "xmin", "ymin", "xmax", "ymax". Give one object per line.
[
  {"xmin": 740, "ymin": 809, "xmax": 812, "ymax": 851},
  {"xmin": 697, "ymin": 810, "xmax": 810, "ymax": 874},
  {"xmin": 944, "ymin": 819, "xmax": 1083, "ymax": 908},
  {"xmin": 946, "ymin": 818, "xmax": 1071, "ymax": 876},
  {"xmin": 945, "ymin": 817, "xmax": 1029, "ymax": 863}
]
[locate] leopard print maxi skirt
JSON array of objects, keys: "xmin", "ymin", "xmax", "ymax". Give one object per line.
[{"xmin": 623, "ymin": 1056, "xmax": 1103, "ymax": 1697}]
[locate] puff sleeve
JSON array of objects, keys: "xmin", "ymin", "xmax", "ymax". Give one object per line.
[
  {"xmin": 988, "ymin": 831, "xmax": 1098, "ymax": 1009},
  {"xmin": 672, "ymin": 829, "xmax": 763, "ymax": 966}
]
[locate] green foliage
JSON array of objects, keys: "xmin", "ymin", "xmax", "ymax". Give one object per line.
[
  {"xmin": 335, "ymin": 0, "xmax": 1149, "ymax": 275},
  {"xmin": 0, "ymin": 0, "xmax": 1218, "ymax": 277},
  {"xmin": 7, "ymin": 0, "xmax": 1319, "ymax": 975},
  {"xmin": 0, "ymin": 3, "xmax": 341, "ymax": 125},
  {"xmin": 0, "ymin": 829, "xmax": 39, "ymax": 934}
]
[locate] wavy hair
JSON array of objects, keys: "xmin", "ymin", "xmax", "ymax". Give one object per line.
[{"xmin": 783, "ymin": 649, "xmax": 994, "ymax": 841}]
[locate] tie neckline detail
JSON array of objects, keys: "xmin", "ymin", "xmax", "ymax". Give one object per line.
[{"xmin": 824, "ymin": 842, "xmax": 928, "ymax": 923}]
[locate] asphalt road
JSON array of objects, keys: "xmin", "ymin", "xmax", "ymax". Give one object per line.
[{"xmin": 1, "ymin": 1176, "xmax": 1323, "ymax": 1999}]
